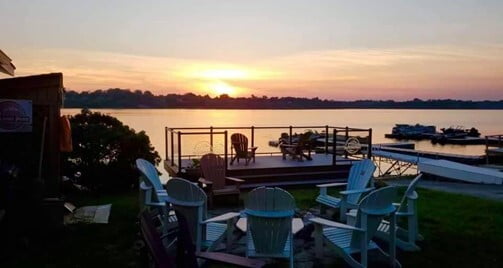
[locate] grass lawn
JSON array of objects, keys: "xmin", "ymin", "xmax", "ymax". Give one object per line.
[{"xmin": 4, "ymin": 184, "xmax": 503, "ymax": 267}]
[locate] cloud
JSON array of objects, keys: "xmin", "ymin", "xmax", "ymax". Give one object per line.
[{"xmin": 8, "ymin": 44, "xmax": 503, "ymax": 100}]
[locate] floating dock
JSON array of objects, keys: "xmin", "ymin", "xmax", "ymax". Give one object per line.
[
  {"xmin": 373, "ymin": 146, "xmax": 503, "ymax": 184},
  {"xmin": 418, "ymin": 160, "xmax": 503, "ymax": 185}
]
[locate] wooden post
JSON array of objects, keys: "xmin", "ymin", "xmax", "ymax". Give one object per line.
[
  {"xmin": 177, "ymin": 131, "xmax": 182, "ymax": 172},
  {"xmin": 224, "ymin": 131, "xmax": 228, "ymax": 172},
  {"xmin": 325, "ymin": 125, "xmax": 329, "ymax": 154},
  {"xmin": 368, "ymin": 128, "xmax": 373, "ymax": 159},
  {"xmin": 314, "ymin": 223, "xmax": 323, "ymax": 259},
  {"xmin": 332, "ymin": 129, "xmax": 337, "ymax": 166}
]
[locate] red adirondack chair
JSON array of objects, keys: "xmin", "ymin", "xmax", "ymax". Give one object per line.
[{"xmin": 199, "ymin": 153, "xmax": 244, "ymax": 207}]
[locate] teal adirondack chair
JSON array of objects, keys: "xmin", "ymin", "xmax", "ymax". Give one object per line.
[
  {"xmin": 310, "ymin": 186, "xmax": 400, "ymax": 268},
  {"xmin": 244, "ymin": 187, "xmax": 297, "ymax": 268},
  {"xmin": 353, "ymin": 174, "xmax": 423, "ymax": 251},
  {"xmin": 165, "ymin": 178, "xmax": 239, "ymax": 252},
  {"xmin": 316, "ymin": 159, "xmax": 376, "ymax": 221}
]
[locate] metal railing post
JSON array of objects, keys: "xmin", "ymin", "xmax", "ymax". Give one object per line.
[
  {"xmin": 210, "ymin": 126, "xmax": 213, "ymax": 148},
  {"xmin": 177, "ymin": 131, "xmax": 182, "ymax": 172},
  {"xmin": 224, "ymin": 131, "xmax": 228, "ymax": 172},
  {"xmin": 333, "ymin": 129, "xmax": 337, "ymax": 166},
  {"xmin": 251, "ymin": 126, "xmax": 255, "ymax": 147},
  {"xmin": 345, "ymin": 126, "xmax": 349, "ymax": 159},
  {"xmin": 170, "ymin": 130, "xmax": 174, "ymax": 165},
  {"xmin": 289, "ymin": 126, "xmax": 293, "ymax": 144},
  {"xmin": 325, "ymin": 125, "xmax": 329, "ymax": 154},
  {"xmin": 368, "ymin": 128, "xmax": 372, "ymax": 159},
  {"xmin": 165, "ymin": 127, "xmax": 168, "ymax": 160}
]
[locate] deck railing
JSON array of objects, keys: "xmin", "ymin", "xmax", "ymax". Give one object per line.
[
  {"xmin": 486, "ymin": 134, "xmax": 503, "ymax": 149},
  {"xmin": 485, "ymin": 134, "xmax": 503, "ymax": 164},
  {"xmin": 165, "ymin": 125, "xmax": 372, "ymax": 172}
]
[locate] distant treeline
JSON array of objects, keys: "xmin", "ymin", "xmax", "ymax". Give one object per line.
[{"xmin": 64, "ymin": 88, "xmax": 503, "ymax": 109}]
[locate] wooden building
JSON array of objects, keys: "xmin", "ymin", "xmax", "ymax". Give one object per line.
[{"xmin": 0, "ymin": 73, "xmax": 65, "ymax": 230}]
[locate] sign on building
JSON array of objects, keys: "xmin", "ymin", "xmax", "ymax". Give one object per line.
[{"xmin": 0, "ymin": 99, "xmax": 32, "ymax": 132}]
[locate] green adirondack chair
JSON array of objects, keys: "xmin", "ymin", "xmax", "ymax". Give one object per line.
[
  {"xmin": 244, "ymin": 187, "xmax": 297, "ymax": 268},
  {"xmin": 316, "ymin": 159, "xmax": 376, "ymax": 221},
  {"xmin": 166, "ymin": 178, "xmax": 239, "ymax": 252},
  {"xmin": 310, "ymin": 186, "xmax": 400, "ymax": 268},
  {"xmin": 348, "ymin": 174, "xmax": 424, "ymax": 251}
]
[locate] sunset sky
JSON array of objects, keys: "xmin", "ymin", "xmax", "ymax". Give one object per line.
[{"xmin": 1, "ymin": 0, "xmax": 503, "ymax": 100}]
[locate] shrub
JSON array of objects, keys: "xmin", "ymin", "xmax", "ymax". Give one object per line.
[{"xmin": 63, "ymin": 109, "xmax": 160, "ymax": 192}]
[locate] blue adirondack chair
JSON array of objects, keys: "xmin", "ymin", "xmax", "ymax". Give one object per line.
[
  {"xmin": 244, "ymin": 187, "xmax": 298, "ymax": 268},
  {"xmin": 310, "ymin": 186, "xmax": 400, "ymax": 268},
  {"xmin": 316, "ymin": 159, "xmax": 376, "ymax": 221},
  {"xmin": 136, "ymin": 159, "xmax": 177, "ymax": 244},
  {"xmin": 356, "ymin": 174, "xmax": 423, "ymax": 251},
  {"xmin": 166, "ymin": 178, "xmax": 239, "ymax": 252}
]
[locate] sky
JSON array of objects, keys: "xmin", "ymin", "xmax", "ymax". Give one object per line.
[{"xmin": 1, "ymin": 0, "xmax": 503, "ymax": 100}]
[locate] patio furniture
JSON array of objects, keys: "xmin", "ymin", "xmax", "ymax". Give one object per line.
[
  {"xmin": 279, "ymin": 132, "xmax": 314, "ymax": 161},
  {"xmin": 140, "ymin": 209, "xmax": 265, "ymax": 268},
  {"xmin": 166, "ymin": 178, "xmax": 240, "ymax": 252},
  {"xmin": 175, "ymin": 211, "xmax": 266, "ymax": 268},
  {"xmin": 139, "ymin": 209, "xmax": 176, "ymax": 268},
  {"xmin": 243, "ymin": 187, "xmax": 299, "ymax": 268},
  {"xmin": 230, "ymin": 133, "xmax": 257, "ymax": 165},
  {"xmin": 236, "ymin": 217, "xmax": 304, "ymax": 235},
  {"xmin": 348, "ymin": 174, "xmax": 424, "ymax": 251},
  {"xmin": 316, "ymin": 159, "xmax": 376, "ymax": 221},
  {"xmin": 310, "ymin": 186, "xmax": 400, "ymax": 268},
  {"xmin": 137, "ymin": 159, "xmax": 177, "ymax": 242},
  {"xmin": 199, "ymin": 153, "xmax": 244, "ymax": 208},
  {"xmin": 136, "ymin": 158, "xmax": 169, "ymax": 198}
]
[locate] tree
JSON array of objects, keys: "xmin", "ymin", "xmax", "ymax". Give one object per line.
[{"xmin": 63, "ymin": 109, "xmax": 160, "ymax": 193}]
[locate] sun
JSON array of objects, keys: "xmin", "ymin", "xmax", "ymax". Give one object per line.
[{"xmin": 211, "ymin": 81, "xmax": 235, "ymax": 96}]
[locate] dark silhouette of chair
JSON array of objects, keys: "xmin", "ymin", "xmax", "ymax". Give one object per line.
[
  {"xmin": 279, "ymin": 132, "xmax": 314, "ymax": 161},
  {"xmin": 230, "ymin": 133, "xmax": 257, "ymax": 165},
  {"xmin": 199, "ymin": 153, "xmax": 244, "ymax": 208},
  {"xmin": 139, "ymin": 209, "xmax": 176, "ymax": 268}
]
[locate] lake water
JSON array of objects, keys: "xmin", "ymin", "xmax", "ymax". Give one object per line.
[{"xmin": 63, "ymin": 109, "xmax": 503, "ymax": 170}]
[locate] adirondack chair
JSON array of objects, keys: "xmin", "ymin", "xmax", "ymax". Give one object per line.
[
  {"xmin": 279, "ymin": 132, "xmax": 314, "ymax": 161},
  {"xmin": 139, "ymin": 181, "xmax": 178, "ymax": 247},
  {"xmin": 139, "ymin": 209, "xmax": 176, "ymax": 268},
  {"xmin": 166, "ymin": 178, "xmax": 239, "ymax": 252},
  {"xmin": 136, "ymin": 158, "xmax": 168, "ymax": 196},
  {"xmin": 310, "ymin": 186, "xmax": 400, "ymax": 268},
  {"xmin": 244, "ymin": 187, "xmax": 297, "ymax": 268},
  {"xmin": 316, "ymin": 159, "xmax": 376, "ymax": 221},
  {"xmin": 348, "ymin": 174, "xmax": 424, "ymax": 251},
  {"xmin": 140, "ymin": 209, "xmax": 265, "ymax": 268},
  {"xmin": 136, "ymin": 159, "xmax": 177, "ymax": 240},
  {"xmin": 199, "ymin": 153, "xmax": 244, "ymax": 208},
  {"xmin": 230, "ymin": 133, "xmax": 257, "ymax": 165}
]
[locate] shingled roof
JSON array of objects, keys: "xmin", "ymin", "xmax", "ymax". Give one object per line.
[{"xmin": 0, "ymin": 49, "xmax": 16, "ymax": 76}]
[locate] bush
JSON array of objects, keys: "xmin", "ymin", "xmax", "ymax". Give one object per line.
[{"xmin": 63, "ymin": 109, "xmax": 160, "ymax": 192}]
